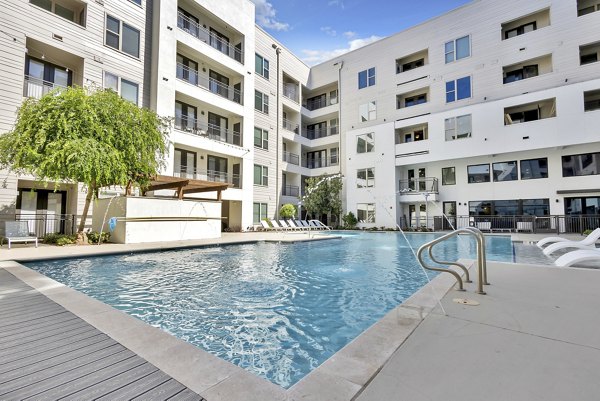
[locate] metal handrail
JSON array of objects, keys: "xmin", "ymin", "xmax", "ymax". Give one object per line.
[{"xmin": 416, "ymin": 227, "xmax": 488, "ymax": 294}]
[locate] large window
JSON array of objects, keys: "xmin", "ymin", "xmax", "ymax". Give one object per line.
[
  {"xmin": 104, "ymin": 71, "xmax": 139, "ymax": 105},
  {"xmin": 358, "ymin": 67, "xmax": 376, "ymax": 89},
  {"xmin": 356, "ymin": 133, "xmax": 375, "ymax": 153},
  {"xmin": 467, "ymin": 164, "xmax": 490, "ymax": 183},
  {"xmin": 580, "ymin": 41, "xmax": 600, "ymax": 65},
  {"xmin": 356, "ymin": 168, "xmax": 375, "ymax": 188},
  {"xmin": 493, "ymin": 161, "xmax": 518, "ymax": 182},
  {"xmin": 584, "ymin": 89, "xmax": 600, "ymax": 112},
  {"xmin": 359, "ymin": 101, "xmax": 376, "ymax": 122},
  {"xmin": 254, "ymin": 164, "xmax": 268, "ymax": 186},
  {"xmin": 357, "ymin": 203, "xmax": 375, "ymax": 223},
  {"xmin": 254, "ymin": 127, "xmax": 268, "ymax": 150},
  {"xmin": 445, "ymin": 114, "xmax": 472, "ymax": 141},
  {"xmin": 520, "ymin": 158, "xmax": 548, "ymax": 180},
  {"xmin": 254, "ymin": 90, "xmax": 269, "ymax": 114},
  {"xmin": 504, "ymin": 65, "xmax": 539, "ymax": 84},
  {"xmin": 445, "ymin": 35, "xmax": 470, "ymax": 63},
  {"xmin": 446, "ymin": 77, "xmax": 471, "ymax": 103},
  {"xmin": 504, "ymin": 22, "xmax": 536, "ymax": 39},
  {"xmin": 105, "ymin": 15, "xmax": 140, "ymax": 58},
  {"xmin": 578, "ymin": 0, "xmax": 600, "ymax": 16},
  {"xmin": 470, "ymin": 199, "xmax": 549, "ymax": 216},
  {"xmin": 565, "ymin": 197, "xmax": 600, "ymax": 215},
  {"xmin": 562, "ymin": 152, "xmax": 600, "ymax": 177},
  {"xmin": 442, "ymin": 167, "xmax": 456, "ymax": 185},
  {"xmin": 255, "ymin": 54, "xmax": 269, "ymax": 79},
  {"xmin": 253, "ymin": 203, "xmax": 268, "ymax": 224}
]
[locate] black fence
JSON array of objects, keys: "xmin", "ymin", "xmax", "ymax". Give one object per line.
[
  {"xmin": 429, "ymin": 215, "xmax": 600, "ymax": 234},
  {"xmin": 0, "ymin": 214, "xmax": 77, "ymax": 238}
]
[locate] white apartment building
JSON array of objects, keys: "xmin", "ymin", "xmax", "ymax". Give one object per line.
[{"xmin": 1, "ymin": 0, "xmax": 599, "ymax": 234}]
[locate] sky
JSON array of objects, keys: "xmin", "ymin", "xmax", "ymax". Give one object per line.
[{"xmin": 249, "ymin": 0, "xmax": 472, "ymax": 65}]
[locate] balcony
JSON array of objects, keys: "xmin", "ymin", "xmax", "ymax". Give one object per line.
[
  {"xmin": 174, "ymin": 115, "xmax": 241, "ymax": 146},
  {"xmin": 502, "ymin": 54, "xmax": 552, "ymax": 84},
  {"xmin": 174, "ymin": 169, "xmax": 240, "ymax": 188},
  {"xmin": 177, "ymin": 10, "xmax": 243, "ymax": 64},
  {"xmin": 303, "ymin": 156, "xmax": 339, "ymax": 169},
  {"xmin": 504, "ymin": 98, "xmax": 556, "ymax": 125},
  {"xmin": 501, "ymin": 8, "xmax": 550, "ymax": 40},
  {"xmin": 304, "ymin": 95, "xmax": 337, "ymax": 111},
  {"xmin": 23, "ymin": 75, "xmax": 67, "ymax": 99},
  {"xmin": 176, "ymin": 63, "xmax": 242, "ymax": 104},
  {"xmin": 283, "ymin": 83, "xmax": 299, "ymax": 103},
  {"xmin": 283, "ymin": 118, "xmax": 299, "ymax": 134},
  {"xmin": 29, "ymin": 0, "xmax": 86, "ymax": 27},
  {"xmin": 283, "ymin": 151, "xmax": 300, "ymax": 165},
  {"xmin": 302, "ymin": 125, "xmax": 338, "ymax": 140},
  {"xmin": 398, "ymin": 178, "xmax": 439, "ymax": 194},
  {"xmin": 282, "ymin": 184, "xmax": 300, "ymax": 197}
]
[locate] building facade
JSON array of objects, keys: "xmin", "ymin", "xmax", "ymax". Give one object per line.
[{"xmin": 0, "ymin": 0, "xmax": 599, "ymax": 233}]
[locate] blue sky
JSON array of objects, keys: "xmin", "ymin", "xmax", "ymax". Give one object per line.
[{"xmin": 250, "ymin": 0, "xmax": 472, "ymax": 65}]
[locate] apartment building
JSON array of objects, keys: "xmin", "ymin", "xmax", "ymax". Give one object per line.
[{"xmin": 1, "ymin": 0, "xmax": 598, "ymax": 233}]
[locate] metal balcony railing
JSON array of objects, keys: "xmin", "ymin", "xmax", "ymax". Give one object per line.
[
  {"xmin": 304, "ymin": 96, "xmax": 338, "ymax": 111},
  {"xmin": 282, "ymin": 184, "xmax": 300, "ymax": 197},
  {"xmin": 23, "ymin": 75, "xmax": 67, "ymax": 99},
  {"xmin": 303, "ymin": 156, "xmax": 339, "ymax": 169},
  {"xmin": 177, "ymin": 11, "xmax": 243, "ymax": 64},
  {"xmin": 282, "ymin": 151, "xmax": 300, "ymax": 165},
  {"xmin": 174, "ymin": 169, "xmax": 241, "ymax": 188},
  {"xmin": 1, "ymin": 214, "xmax": 76, "ymax": 238},
  {"xmin": 398, "ymin": 177, "xmax": 439, "ymax": 194},
  {"xmin": 176, "ymin": 63, "xmax": 242, "ymax": 104},
  {"xmin": 282, "ymin": 118, "xmax": 299, "ymax": 134},
  {"xmin": 283, "ymin": 84, "xmax": 299, "ymax": 103},
  {"xmin": 303, "ymin": 126, "xmax": 339, "ymax": 140},
  {"xmin": 174, "ymin": 115, "xmax": 241, "ymax": 146}
]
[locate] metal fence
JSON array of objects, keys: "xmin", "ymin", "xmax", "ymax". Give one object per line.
[
  {"xmin": 0, "ymin": 214, "xmax": 77, "ymax": 238},
  {"xmin": 428, "ymin": 215, "xmax": 600, "ymax": 234}
]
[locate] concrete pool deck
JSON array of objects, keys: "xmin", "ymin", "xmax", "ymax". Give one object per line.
[{"xmin": 1, "ymin": 231, "xmax": 599, "ymax": 400}]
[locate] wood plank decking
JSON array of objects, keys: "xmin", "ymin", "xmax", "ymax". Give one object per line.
[{"xmin": 0, "ymin": 269, "xmax": 206, "ymax": 401}]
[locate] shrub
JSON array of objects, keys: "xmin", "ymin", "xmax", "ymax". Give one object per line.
[
  {"xmin": 87, "ymin": 231, "xmax": 111, "ymax": 244},
  {"xmin": 342, "ymin": 212, "xmax": 358, "ymax": 229},
  {"xmin": 583, "ymin": 229, "xmax": 594, "ymax": 236},
  {"xmin": 279, "ymin": 203, "xmax": 296, "ymax": 219},
  {"xmin": 42, "ymin": 233, "xmax": 77, "ymax": 246}
]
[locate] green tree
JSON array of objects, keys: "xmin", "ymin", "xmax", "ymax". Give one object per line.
[
  {"xmin": 279, "ymin": 203, "xmax": 296, "ymax": 219},
  {"xmin": 302, "ymin": 174, "xmax": 342, "ymax": 224},
  {"xmin": 0, "ymin": 86, "xmax": 169, "ymax": 234}
]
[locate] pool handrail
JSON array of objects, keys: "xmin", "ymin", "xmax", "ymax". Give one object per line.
[{"xmin": 416, "ymin": 227, "xmax": 489, "ymax": 294}]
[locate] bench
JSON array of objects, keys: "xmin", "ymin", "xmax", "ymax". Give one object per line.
[{"xmin": 0, "ymin": 221, "xmax": 38, "ymax": 249}]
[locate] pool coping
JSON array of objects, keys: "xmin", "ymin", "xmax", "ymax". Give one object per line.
[{"xmin": 0, "ymin": 245, "xmax": 471, "ymax": 401}]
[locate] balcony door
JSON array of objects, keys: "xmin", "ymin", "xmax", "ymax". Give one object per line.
[
  {"xmin": 175, "ymin": 101, "xmax": 197, "ymax": 132},
  {"xmin": 210, "ymin": 28, "xmax": 229, "ymax": 56},
  {"xmin": 209, "ymin": 70, "xmax": 229, "ymax": 98},
  {"xmin": 24, "ymin": 56, "xmax": 71, "ymax": 98},
  {"xmin": 207, "ymin": 155, "xmax": 228, "ymax": 183},
  {"xmin": 176, "ymin": 54, "xmax": 198, "ymax": 85},
  {"xmin": 208, "ymin": 112, "xmax": 228, "ymax": 142},
  {"xmin": 174, "ymin": 148, "xmax": 197, "ymax": 179},
  {"xmin": 407, "ymin": 168, "xmax": 426, "ymax": 191}
]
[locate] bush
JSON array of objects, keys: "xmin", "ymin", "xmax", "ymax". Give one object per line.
[
  {"xmin": 280, "ymin": 203, "xmax": 297, "ymax": 219},
  {"xmin": 42, "ymin": 233, "xmax": 77, "ymax": 246},
  {"xmin": 342, "ymin": 212, "xmax": 358, "ymax": 229},
  {"xmin": 583, "ymin": 229, "xmax": 594, "ymax": 236},
  {"xmin": 87, "ymin": 231, "xmax": 111, "ymax": 244}
]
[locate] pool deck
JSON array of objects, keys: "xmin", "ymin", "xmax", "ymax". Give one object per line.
[{"xmin": 1, "ymin": 231, "xmax": 599, "ymax": 400}]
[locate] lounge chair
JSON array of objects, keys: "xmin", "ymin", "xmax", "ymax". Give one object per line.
[
  {"xmin": 287, "ymin": 220, "xmax": 303, "ymax": 230},
  {"xmin": 278, "ymin": 220, "xmax": 297, "ymax": 231},
  {"xmin": 260, "ymin": 220, "xmax": 274, "ymax": 231},
  {"xmin": 536, "ymin": 227, "xmax": 600, "ymax": 249},
  {"xmin": 0, "ymin": 221, "xmax": 38, "ymax": 249},
  {"xmin": 542, "ymin": 241, "xmax": 598, "ymax": 256},
  {"xmin": 311, "ymin": 220, "xmax": 332, "ymax": 230},
  {"xmin": 300, "ymin": 220, "xmax": 312, "ymax": 229},
  {"xmin": 308, "ymin": 220, "xmax": 325, "ymax": 230},
  {"xmin": 554, "ymin": 249, "xmax": 600, "ymax": 267},
  {"xmin": 271, "ymin": 220, "xmax": 290, "ymax": 231}
]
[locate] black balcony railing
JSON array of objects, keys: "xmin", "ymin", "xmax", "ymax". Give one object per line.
[
  {"xmin": 0, "ymin": 214, "xmax": 76, "ymax": 238},
  {"xmin": 283, "ymin": 151, "xmax": 300, "ymax": 165},
  {"xmin": 174, "ymin": 115, "xmax": 241, "ymax": 146},
  {"xmin": 303, "ymin": 126, "xmax": 338, "ymax": 140},
  {"xmin": 398, "ymin": 177, "xmax": 439, "ymax": 194},
  {"xmin": 282, "ymin": 185, "xmax": 300, "ymax": 197},
  {"xmin": 303, "ymin": 156, "xmax": 339, "ymax": 169},
  {"xmin": 283, "ymin": 118, "xmax": 299, "ymax": 134}
]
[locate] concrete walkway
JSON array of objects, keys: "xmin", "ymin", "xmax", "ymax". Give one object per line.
[{"xmin": 356, "ymin": 261, "xmax": 600, "ymax": 401}]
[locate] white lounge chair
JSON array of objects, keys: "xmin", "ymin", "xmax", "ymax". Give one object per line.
[
  {"xmin": 554, "ymin": 249, "xmax": 600, "ymax": 267},
  {"xmin": 542, "ymin": 241, "xmax": 598, "ymax": 256},
  {"xmin": 311, "ymin": 219, "xmax": 332, "ymax": 230},
  {"xmin": 287, "ymin": 220, "xmax": 303, "ymax": 230},
  {"xmin": 300, "ymin": 220, "xmax": 312, "ymax": 229},
  {"xmin": 278, "ymin": 219, "xmax": 297, "ymax": 231},
  {"xmin": 537, "ymin": 227, "xmax": 600, "ymax": 249},
  {"xmin": 260, "ymin": 220, "xmax": 274, "ymax": 231}
]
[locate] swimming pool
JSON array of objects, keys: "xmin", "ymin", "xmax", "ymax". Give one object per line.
[{"xmin": 26, "ymin": 232, "xmax": 514, "ymax": 388}]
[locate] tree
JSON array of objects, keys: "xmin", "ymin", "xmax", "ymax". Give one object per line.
[
  {"xmin": 279, "ymin": 203, "xmax": 296, "ymax": 219},
  {"xmin": 302, "ymin": 174, "xmax": 342, "ymax": 224},
  {"xmin": 0, "ymin": 86, "xmax": 169, "ymax": 234}
]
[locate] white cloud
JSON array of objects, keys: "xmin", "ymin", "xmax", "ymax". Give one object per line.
[
  {"xmin": 301, "ymin": 35, "xmax": 383, "ymax": 65},
  {"xmin": 327, "ymin": 0, "xmax": 345, "ymax": 9},
  {"xmin": 321, "ymin": 26, "xmax": 337, "ymax": 37},
  {"xmin": 250, "ymin": 0, "xmax": 289, "ymax": 31},
  {"xmin": 343, "ymin": 31, "xmax": 356, "ymax": 39}
]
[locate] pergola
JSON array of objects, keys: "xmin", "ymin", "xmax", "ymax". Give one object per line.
[{"xmin": 144, "ymin": 175, "xmax": 230, "ymax": 200}]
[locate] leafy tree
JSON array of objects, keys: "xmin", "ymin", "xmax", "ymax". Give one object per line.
[
  {"xmin": 0, "ymin": 86, "xmax": 169, "ymax": 234},
  {"xmin": 302, "ymin": 174, "xmax": 342, "ymax": 223},
  {"xmin": 342, "ymin": 212, "xmax": 358, "ymax": 229},
  {"xmin": 279, "ymin": 203, "xmax": 296, "ymax": 219}
]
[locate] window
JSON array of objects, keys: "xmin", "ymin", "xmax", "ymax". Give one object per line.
[
  {"xmin": 505, "ymin": 22, "xmax": 536, "ymax": 39},
  {"xmin": 397, "ymin": 58, "xmax": 424, "ymax": 73},
  {"xmin": 562, "ymin": 152, "xmax": 600, "ymax": 177},
  {"xmin": 565, "ymin": 196, "xmax": 600, "ymax": 216},
  {"xmin": 356, "ymin": 168, "xmax": 375, "ymax": 188},
  {"xmin": 105, "ymin": 15, "xmax": 140, "ymax": 58},
  {"xmin": 445, "ymin": 114, "xmax": 472, "ymax": 141},
  {"xmin": 174, "ymin": 148, "xmax": 197, "ymax": 178},
  {"xmin": 356, "ymin": 133, "xmax": 375, "ymax": 153},
  {"xmin": 584, "ymin": 89, "xmax": 600, "ymax": 112},
  {"xmin": 493, "ymin": 161, "xmax": 518, "ymax": 182},
  {"xmin": 446, "ymin": 77, "xmax": 471, "ymax": 102},
  {"xmin": 103, "ymin": 72, "xmax": 139, "ymax": 105},
  {"xmin": 468, "ymin": 164, "xmax": 490, "ymax": 183},
  {"xmin": 445, "ymin": 36, "xmax": 470, "ymax": 63},
  {"xmin": 130, "ymin": 0, "xmax": 142, "ymax": 4},
  {"xmin": 470, "ymin": 199, "xmax": 549, "ymax": 216},
  {"xmin": 359, "ymin": 101, "xmax": 376, "ymax": 122},
  {"xmin": 330, "ymin": 148, "xmax": 339, "ymax": 165},
  {"xmin": 442, "ymin": 167, "xmax": 456, "ymax": 185},
  {"xmin": 30, "ymin": 0, "xmax": 86, "ymax": 26},
  {"xmin": 396, "ymin": 124, "xmax": 428, "ymax": 144},
  {"xmin": 254, "ymin": 164, "xmax": 268, "ymax": 186},
  {"xmin": 254, "ymin": 127, "xmax": 268, "ymax": 150},
  {"xmin": 254, "ymin": 90, "xmax": 269, "ymax": 114},
  {"xmin": 520, "ymin": 158, "xmax": 548, "ymax": 180},
  {"xmin": 503, "ymin": 65, "xmax": 539, "ymax": 84},
  {"xmin": 578, "ymin": 0, "xmax": 600, "ymax": 16},
  {"xmin": 253, "ymin": 203, "xmax": 268, "ymax": 224},
  {"xmin": 402, "ymin": 93, "xmax": 427, "ymax": 108},
  {"xmin": 580, "ymin": 42, "xmax": 600, "ymax": 65},
  {"xmin": 357, "ymin": 203, "xmax": 375, "ymax": 223},
  {"xmin": 504, "ymin": 98, "xmax": 556, "ymax": 125},
  {"xmin": 306, "ymin": 94, "xmax": 326, "ymax": 111},
  {"xmin": 255, "ymin": 54, "xmax": 269, "ymax": 79},
  {"xmin": 358, "ymin": 67, "xmax": 376, "ymax": 89}
]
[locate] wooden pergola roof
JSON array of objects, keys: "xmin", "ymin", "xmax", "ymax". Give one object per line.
[{"xmin": 145, "ymin": 175, "xmax": 230, "ymax": 200}]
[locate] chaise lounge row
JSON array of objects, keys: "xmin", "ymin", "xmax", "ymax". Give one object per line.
[
  {"xmin": 259, "ymin": 219, "xmax": 331, "ymax": 231},
  {"xmin": 536, "ymin": 227, "xmax": 600, "ymax": 267}
]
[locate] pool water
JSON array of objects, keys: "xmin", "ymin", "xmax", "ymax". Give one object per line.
[{"xmin": 26, "ymin": 232, "xmax": 514, "ymax": 388}]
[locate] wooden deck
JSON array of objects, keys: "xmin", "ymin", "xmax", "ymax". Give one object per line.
[{"xmin": 0, "ymin": 269, "xmax": 206, "ymax": 400}]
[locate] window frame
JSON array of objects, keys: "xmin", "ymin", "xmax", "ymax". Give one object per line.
[
  {"xmin": 467, "ymin": 164, "xmax": 491, "ymax": 184},
  {"xmin": 441, "ymin": 167, "xmax": 456, "ymax": 186},
  {"xmin": 492, "ymin": 161, "xmax": 518, "ymax": 182},
  {"xmin": 356, "ymin": 168, "xmax": 375, "ymax": 188},
  {"xmin": 562, "ymin": 152, "xmax": 600, "ymax": 177},
  {"xmin": 444, "ymin": 35, "xmax": 471, "ymax": 64},
  {"xmin": 105, "ymin": 14, "xmax": 140, "ymax": 58},
  {"xmin": 359, "ymin": 101, "xmax": 377, "ymax": 122},
  {"xmin": 358, "ymin": 67, "xmax": 376, "ymax": 89},
  {"xmin": 356, "ymin": 133, "xmax": 375, "ymax": 154},
  {"xmin": 253, "ymin": 164, "xmax": 269, "ymax": 186},
  {"xmin": 254, "ymin": 90, "xmax": 269, "ymax": 114},
  {"xmin": 255, "ymin": 53, "xmax": 269, "ymax": 80},
  {"xmin": 357, "ymin": 203, "xmax": 376, "ymax": 223},
  {"xmin": 446, "ymin": 76, "xmax": 472, "ymax": 103},
  {"xmin": 254, "ymin": 127, "xmax": 269, "ymax": 150},
  {"xmin": 253, "ymin": 202, "xmax": 268, "ymax": 224},
  {"xmin": 103, "ymin": 71, "xmax": 139, "ymax": 105},
  {"xmin": 520, "ymin": 158, "xmax": 548, "ymax": 180},
  {"xmin": 444, "ymin": 114, "xmax": 472, "ymax": 141}
]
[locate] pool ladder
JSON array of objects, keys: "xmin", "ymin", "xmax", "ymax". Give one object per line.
[{"xmin": 416, "ymin": 227, "xmax": 489, "ymax": 295}]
